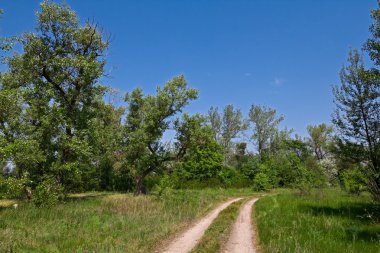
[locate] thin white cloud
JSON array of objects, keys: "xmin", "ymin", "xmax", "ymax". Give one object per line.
[
  {"xmin": 244, "ymin": 72, "xmax": 252, "ymax": 77},
  {"xmin": 272, "ymin": 77, "xmax": 285, "ymax": 86}
]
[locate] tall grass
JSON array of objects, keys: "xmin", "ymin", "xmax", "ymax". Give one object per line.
[
  {"xmin": 0, "ymin": 188, "xmax": 254, "ymax": 252},
  {"xmin": 255, "ymin": 189, "xmax": 380, "ymax": 253}
]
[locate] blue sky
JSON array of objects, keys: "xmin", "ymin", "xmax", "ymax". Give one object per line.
[{"xmin": 0, "ymin": 0, "xmax": 377, "ymax": 137}]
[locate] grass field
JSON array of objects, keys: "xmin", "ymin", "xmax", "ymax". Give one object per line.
[
  {"xmin": 255, "ymin": 189, "xmax": 380, "ymax": 253},
  {"xmin": 0, "ymin": 188, "xmax": 254, "ymax": 252}
]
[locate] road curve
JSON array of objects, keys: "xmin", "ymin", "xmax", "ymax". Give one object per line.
[{"xmin": 160, "ymin": 197, "xmax": 243, "ymax": 253}]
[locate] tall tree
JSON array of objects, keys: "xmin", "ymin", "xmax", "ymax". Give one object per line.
[
  {"xmin": 207, "ymin": 105, "xmax": 247, "ymax": 162},
  {"xmin": 248, "ymin": 104, "xmax": 284, "ymax": 159},
  {"xmin": 306, "ymin": 123, "xmax": 333, "ymax": 160},
  {"xmin": 1, "ymin": 1, "xmax": 109, "ymax": 190},
  {"xmin": 208, "ymin": 106, "xmax": 222, "ymax": 141},
  {"xmin": 123, "ymin": 75, "xmax": 198, "ymax": 195},
  {"xmin": 333, "ymin": 49, "xmax": 380, "ymax": 200},
  {"xmin": 0, "ymin": 10, "xmax": 14, "ymax": 52},
  {"xmin": 174, "ymin": 113, "xmax": 223, "ymax": 180},
  {"xmin": 0, "ymin": 9, "xmax": 43, "ymax": 178}
]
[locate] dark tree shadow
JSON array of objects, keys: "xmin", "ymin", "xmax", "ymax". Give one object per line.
[
  {"xmin": 345, "ymin": 226, "xmax": 380, "ymax": 242},
  {"xmin": 301, "ymin": 202, "xmax": 380, "ymax": 242},
  {"xmin": 302, "ymin": 202, "xmax": 380, "ymax": 223}
]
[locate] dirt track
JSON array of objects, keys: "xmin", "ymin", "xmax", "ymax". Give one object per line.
[
  {"xmin": 160, "ymin": 198, "xmax": 242, "ymax": 253},
  {"xmin": 223, "ymin": 198, "xmax": 259, "ymax": 253}
]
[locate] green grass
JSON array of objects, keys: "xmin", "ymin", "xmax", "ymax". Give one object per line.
[
  {"xmin": 190, "ymin": 199, "xmax": 246, "ymax": 253},
  {"xmin": 255, "ymin": 189, "xmax": 380, "ymax": 253},
  {"xmin": 0, "ymin": 188, "xmax": 254, "ymax": 252}
]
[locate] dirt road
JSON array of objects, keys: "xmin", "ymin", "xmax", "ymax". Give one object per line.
[
  {"xmin": 223, "ymin": 198, "xmax": 259, "ymax": 253},
  {"xmin": 160, "ymin": 197, "xmax": 242, "ymax": 253}
]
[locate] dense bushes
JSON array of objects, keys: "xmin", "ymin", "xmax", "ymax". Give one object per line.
[
  {"xmin": 32, "ymin": 177, "xmax": 65, "ymax": 207},
  {"xmin": 252, "ymin": 172, "xmax": 271, "ymax": 191},
  {"xmin": 0, "ymin": 174, "xmax": 30, "ymax": 199},
  {"xmin": 341, "ymin": 168, "xmax": 367, "ymax": 195}
]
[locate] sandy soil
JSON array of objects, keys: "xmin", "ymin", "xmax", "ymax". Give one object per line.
[
  {"xmin": 223, "ymin": 198, "xmax": 259, "ymax": 253},
  {"xmin": 160, "ymin": 197, "xmax": 243, "ymax": 253}
]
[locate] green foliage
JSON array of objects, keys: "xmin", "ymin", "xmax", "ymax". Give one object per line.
[
  {"xmin": 176, "ymin": 114, "xmax": 224, "ymax": 181},
  {"xmin": 0, "ymin": 174, "xmax": 30, "ymax": 199},
  {"xmin": 237, "ymin": 154, "xmax": 260, "ymax": 180},
  {"xmin": 151, "ymin": 174, "xmax": 175, "ymax": 198},
  {"xmin": 207, "ymin": 105, "xmax": 248, "ymax": 162},
  {"xmin": 218, "ymin": 166, "xmax": 252, "ymax": 188},
  {"xmin": 32, "ymin": 176, "xmax": 64, "ymax": 207},
  {"xmin": 248, "ymin": 104, "xmax": 284, "ymax": 158},
  {"xmin": 342, "ymin": 168, "xmax": 368, "ymax": 195},
  {"xmin": 123, "ymin": 76, "xmax": 198, "ymax": 194},
  {"xmin": 0, "ymin": 1, "xmax": 113, "ymax": 193},
  {"xmin": 253, "ymin": 172, "xmax": 270, "ymax": 191},
  {"xmin": 333, "ymin": 48, "xmax": 379, "ymax": 200},
  {"xmin": 307, "ymin": 123, "xmax": 334, "ymax": 160}
]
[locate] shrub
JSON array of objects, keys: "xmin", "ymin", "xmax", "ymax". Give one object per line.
[
  {"xmin": 218, "ymin": 166, "xmax": 252, "ymax": 188},
  {"xmin": 342, "ymin": 169, "xmax": 367, "ymax": 195},
  {"xmin": 152, "ymin": 174, "xmax": 175, "ymax": 197},
  {"xmin": 33, "ymin": 177, "xmax": 65, "ymax": 207},
  {"xmin": 253, "ymin": 172, "xmax": 271, "ymax": 192},
  {"xmin": 0, "ymin": 174, "xmax": 30, "ymax": 199}
]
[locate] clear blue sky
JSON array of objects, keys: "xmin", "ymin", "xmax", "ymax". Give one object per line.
[{"xmin": 0, "ymin": 0, "xmax": 377, "ymax": 136}]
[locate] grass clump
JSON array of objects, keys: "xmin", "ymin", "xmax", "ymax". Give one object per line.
[
  {"xmin": 255, "ymin": 188, "xmax": 380, "ymax": 253},
  {"xmin": 191, "ymin": 199, "xmax": 245, "ymax": 253}
]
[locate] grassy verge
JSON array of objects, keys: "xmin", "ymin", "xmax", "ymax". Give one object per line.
[
  {"xmin": 0, "ymin": 188, "xmax": 254, "ymax": 252},
  {"xmin": 190, "ymin": 199, "xmax": 246, "ymax": 253},
  {"xmin": 255, "ymin": 189, "xmax": 380, "ymax": 253}
]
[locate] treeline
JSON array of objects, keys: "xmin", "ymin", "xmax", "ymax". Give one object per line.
[{"xmin": 0, "ymin": 1, "xmax": 379, "ymax": 205}]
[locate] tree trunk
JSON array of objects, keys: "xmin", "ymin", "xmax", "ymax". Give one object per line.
[{"xmin": 134, "ymin": 175, "xmax": 147, "ymax": 195}]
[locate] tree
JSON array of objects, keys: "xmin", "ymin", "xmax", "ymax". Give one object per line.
[
  {"xmin": 0, "ymin": 10, "xmax": 15, "ymax": 53},
  {"xmin": 88, "ymin": 103, "xmax": 126, "ymax": 190},
  {"xmin": 248, "ymin": 104, "xmax": 284, "ymax": 159},
  {"xmin": 306, "ymin": 123, "xmax": 333, "ymax": 160},
  {"xmin": 207, "ymin": 105, "xmax": 247, "ymax": 162},
  {"xmin": 123, "ymin": 75, "xmax": 198, "ymax": 195},
  {"xmin": 333, "ymin": 49, "xmax": 380, "ymax": 200},
  {"xmin": 208, "ymin": 106, "xmax": 222, "ymax": 141},
  {"xmin": 0, "ymin": 1, "xmax": 110, "ymax": 191},
  {"xmin": 174, "ymin": 114, "xmax": 223, "ymax": 180}
]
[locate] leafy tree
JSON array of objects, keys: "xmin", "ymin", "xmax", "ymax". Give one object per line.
[
  {"xmin": 174, "ymin": 113, "xmax": 223, "ymax": 180},
  {"xmin": 307, "ymin": 123, "xmax": 333, "ymax": 160},
  {"xmin": 88, "ymin": 103, "xmax": 126, "ymax": 190},
  {"xmin": 123, "ymin": 75, "xmax": 198, "ymax": 195},
  {"xmin": 333, "ymin": 49, "xmax": 380, "ymax": 200},
  {"xmin": 0, "ymin": 1, "xmax": 110, "ymax": 191},
  {"xmin": 248, "ymin": 104, "xmax": 284, "ymax": 159},
  {"xmin": 253, "ymin": 172, "xmax": 271, "ymax": 192},
  {"xmin": 208, "ymin": 106, "xmax": 222, "ymax": 141},
  {"xmin": 0, "ymin": 10, "xmax": 15, "ymax": 53},
  {"xmin": 207, "ymin": 105, "xmax": 247, "ymax": 162}
]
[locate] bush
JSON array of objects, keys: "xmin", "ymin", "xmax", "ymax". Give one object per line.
[
  {"xmin": 176, "ymin": 177, "xmax": 224, "ymax": 189},
  {"xmin": 342, "ymin": 169, "xmax": 367, "ymax": 195},
  {"xmin": 253, "ymin": 172, "xmax": 271, "ymax": 192},
  {"xmin": 218, "ymin": 166, "xmax": 252, "ymax": 188},
  {"xmin": 33, "ymin": 177, "xmax": 65, "ymax": 207},
  {"xmin": 0, "ymin": 174, "xmax": 30, "ymax": 199}
]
